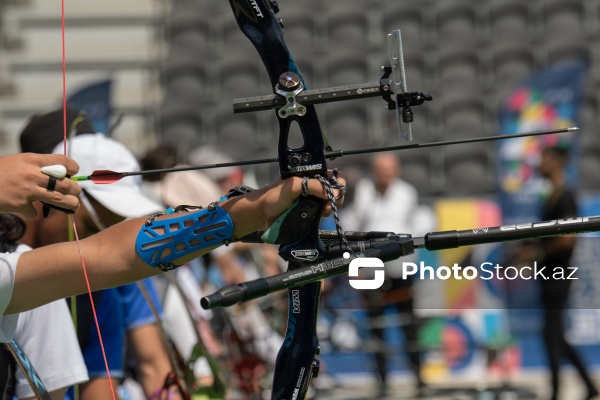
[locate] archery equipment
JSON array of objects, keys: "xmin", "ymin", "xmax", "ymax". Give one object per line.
[
  {"xmin": 136, "ymin": 204, "xmax": 235, "ymax": 272},
  {"xmin": 6, "ymin": 340, "xmax": 51, "ymax": 400},
  {"xmin": 69, "ymin": 127, "xmax": 577, "ymax": 184},
  {"xmin": 202, "ymin": 214, "xmax": 600, "ymax": 307}
]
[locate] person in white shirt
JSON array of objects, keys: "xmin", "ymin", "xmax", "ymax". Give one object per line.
[
  {"xmin": 0, "ymin": 214, "xmax": 87, "ymax": 399},
  {"xmin": 343, "ymin": 153, "xmax": 424, "ymax": 396}
]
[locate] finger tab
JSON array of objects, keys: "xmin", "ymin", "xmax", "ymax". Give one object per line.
[{"xmin": 41, "ymin": 164, "xmax": 68, "ymax": 179}]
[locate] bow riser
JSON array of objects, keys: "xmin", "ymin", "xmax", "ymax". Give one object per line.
[{"xmin": 229, "ymin": 1, "xmax": 327, "ymax": 398}]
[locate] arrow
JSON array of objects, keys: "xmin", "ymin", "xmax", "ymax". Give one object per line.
[
  {"xmin": 70, "ymin": 127, "xmax": 578, "ymax": 184},
  {"xmin": 70, "ymin": 158, "xmax": 278, "ymax": 184}
]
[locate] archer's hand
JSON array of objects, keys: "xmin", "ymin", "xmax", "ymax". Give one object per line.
[
  {"xmin": 0, "ymin": 153, "xmax": 81, "ymax": 218},
  {"xmin": 260, "ymin": 171, "xmax": 347, "ymax": 227},
  {"xmin": 218, "ymin": 170, "xmax": 346, "ymax": 238}
]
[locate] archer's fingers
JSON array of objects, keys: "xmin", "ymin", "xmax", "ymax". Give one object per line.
[
  {"xmin": 32, "ymin": 155, "xmax": 81, "ymax": 213},
  {"xmin": 27, "ymin": 153, "xmax": 80, "ymax": 192},
  {"xmin": 33, "ymin": 190, "xmax": 80, "ymax": 214},
  {"xmin": 53, "ymin": 177, "xmax": 82, "ymax": 197},
  {"xmin": 30, "ymin": 164, "xmax": 82, "ymax": 200},
  {"xmin": 303, "ymin": 171, "xmax": 347, "ymax": 204},
  {"xmin": 321, "ymin": 203, "xmax": 333, "ymax": 217},
  {"xmin": 31, "ymin": 172, "xmax": 82, "ymax": 198},
  {"xmin": 326, "ymin": 169, "xmax": 347, "ymax": 206},
  {"xmin": 325, "ymin": 169, "xmax": 346, "ymax": 184}
]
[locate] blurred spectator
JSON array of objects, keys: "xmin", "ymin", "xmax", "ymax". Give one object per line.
[
  {"xmin": 0, "ymin": 213, "xmax": 88, "ymax": 400},
  {"xmin": 537, "ymin": 146, "xmax": 598, "ymax": 400},
  {"xmin": 139, "ymin": 143, "xmax": 178, "ymax": 183},
  {"xmin": 343, "ymin": 153, "xmax": 424, "ymax": 396},
  {"xmin": 149, "ymin": 162, "xmax": 283, "ymax": 397},
  {"xmin": 188, "ymin": 146, "xmax": 244, "ymax": 193}
]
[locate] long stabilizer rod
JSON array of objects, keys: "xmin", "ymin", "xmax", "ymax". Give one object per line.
[{"xmin": 201, "ymin": 214, "xmax": 600, "ymax": 309}]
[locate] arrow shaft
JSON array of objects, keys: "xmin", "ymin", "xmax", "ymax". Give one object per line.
[
  {"xmin": 72, "ymin": 127, "xmax": 576, "ymax": 182},
  {"xmin": 331, "ymin": 127, "xmax": 578, "ymax": 158}
]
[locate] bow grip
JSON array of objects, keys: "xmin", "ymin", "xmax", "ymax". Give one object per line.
[{"xmin": 261, "ymin": 197, "xmax": 323, "ymax": 245}]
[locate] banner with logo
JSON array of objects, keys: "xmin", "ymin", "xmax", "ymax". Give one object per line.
[{"xmin": 497, "ymin": 60, "xmax": 586, "ymax": 224}]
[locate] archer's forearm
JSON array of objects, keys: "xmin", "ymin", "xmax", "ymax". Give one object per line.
[
  {"xmin": 9, "ymin": 218, "xmax": 154, "ymax": 313},
  {"xmin": 8, "ymin": 176, "xmax": 340, "ymax": 313},
  {"xmin": 8, "ymin": 190, "xmax": 272, "ymax": 313}
]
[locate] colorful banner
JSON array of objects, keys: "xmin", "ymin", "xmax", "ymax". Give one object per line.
[{"xmin": 498, "ymin": 60, "xmax": 586, "ymax": 224}]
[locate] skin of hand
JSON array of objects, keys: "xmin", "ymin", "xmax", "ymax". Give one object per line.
[
  {"xmin": 127, "ymin": 324, "xmax": 180, "ymax": 400},
  {"xmin": 0, "ymin": 153, "xmax": 81, "ymax": 218},
  {"xmin": 214, "ymin": 250, "xmax": 247, "ymax": 285},
  {"xmin": 8, "ymin": 173, "xmax": 345, "ymax": 314},
  {"xmin": 77, "ymin": 378, "xmax": 117, "ymax": 400}
]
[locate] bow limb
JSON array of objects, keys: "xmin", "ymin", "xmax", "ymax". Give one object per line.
[
  {"xmin": 229, "ymin": 1, "xmax": 328, "ymax": 398},
  {"xmin": 6, "ymin": 340, "xmax": 52, "ymax": 400}
]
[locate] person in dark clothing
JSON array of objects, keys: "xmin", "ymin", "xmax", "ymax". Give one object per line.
[
  {"xmin": 364, "ymin": 279, "xmax": 422, "ymax": 396},
  {"xmin": 538, "ymin": 146, "xmax": 598, "ymax": 400}
]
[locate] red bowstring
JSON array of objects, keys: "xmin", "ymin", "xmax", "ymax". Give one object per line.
[{"xmin": 61, "ymin": 2, "xmax": 116, "ymax": 399}]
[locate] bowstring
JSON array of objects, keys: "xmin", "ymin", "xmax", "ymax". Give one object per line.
[
  {"xmin": 61, "ymin": 3, "xmax": 116, "ymax": 399},
  {"xmin": 303, "ymin": 171, "xmax": 351, "ymax": 252}
]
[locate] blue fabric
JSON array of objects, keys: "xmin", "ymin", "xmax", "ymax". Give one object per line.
[
  {"xmin": 65, "ymin": 280, "xmax": 164, "ymax": 399},
  {"xmin": 74, "ymin": 280, "xmax": 163, "ymax": 380},
  {"xmin": 81, "ymin": 289, "xmax": 125, "ymax": 378},
  {"xmin": 117, "ymin": 280, "xmax": 163, "ymax": 331}
]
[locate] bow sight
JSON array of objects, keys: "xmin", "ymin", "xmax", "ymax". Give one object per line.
[{"xmin": 232, "ymin": 31, "xmax": 432, "ymax": 141}]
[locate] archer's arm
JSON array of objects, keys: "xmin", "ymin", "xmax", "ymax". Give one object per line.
[{"xmin": 8, "ymin": 175, "xmax": 344, "ymax": 313}]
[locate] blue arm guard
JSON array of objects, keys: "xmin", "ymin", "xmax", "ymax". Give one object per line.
[{"xmin": 136, "ymin": 204, "xmax": 234, "ymax": 272}]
